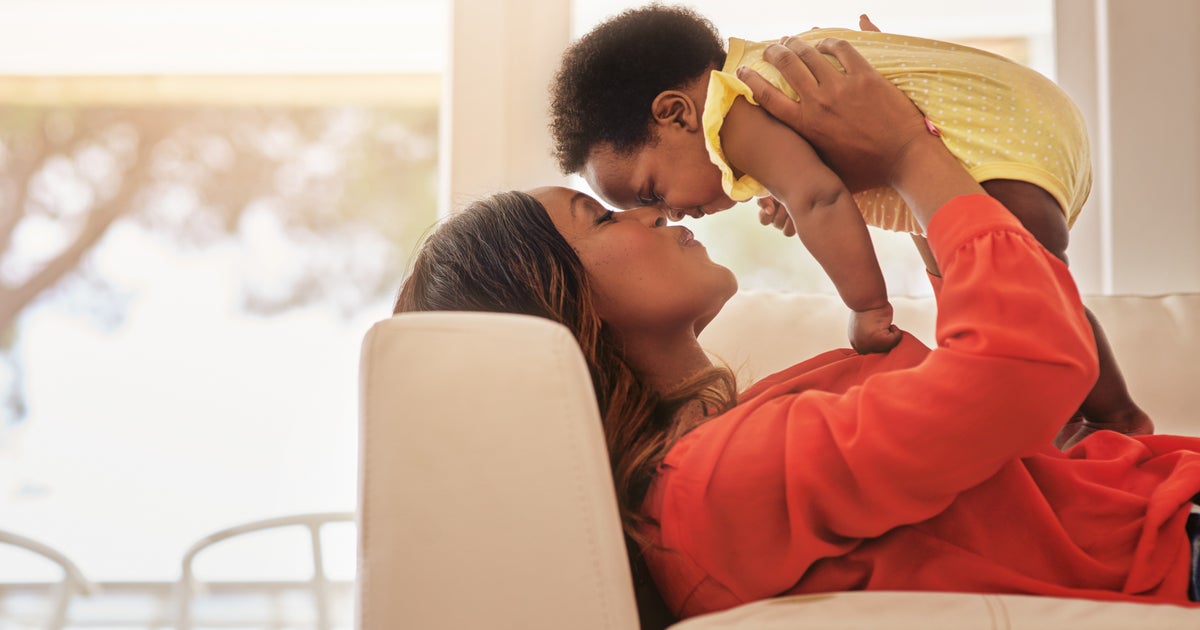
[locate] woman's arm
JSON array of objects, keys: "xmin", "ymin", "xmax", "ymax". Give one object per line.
[
  {"xmin": 720, "ymin": 97, "xmax": 900, "ymax": 353},
  {"xmin": 659, "ymin": 195, "xmax": 1099, "ymax": 609},
  {"xmin": 733, "ymin": 35, "xmax": 1099, "ymax": 482}
]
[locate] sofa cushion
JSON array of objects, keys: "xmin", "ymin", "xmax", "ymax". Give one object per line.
[{"xmin": 700, "ymin": 291, "xmax": 1200, "ymax": 436}]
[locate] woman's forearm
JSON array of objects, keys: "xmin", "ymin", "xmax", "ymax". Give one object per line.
[
  {"xmin": 888, "ymin": 134, "xmax": 987, "ymax": 232},
  {"xmin": 792, "ymin": 195, "xmax": 1098, "ymax": 536}
]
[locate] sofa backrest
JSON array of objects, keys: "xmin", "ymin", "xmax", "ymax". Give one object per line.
[{"xmin": 699, "ymin": 291, "xmax": 1200, "ymax": 436}]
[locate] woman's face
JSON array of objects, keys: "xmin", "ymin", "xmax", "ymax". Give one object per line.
[{"xmin": 529, "ymin": 186, "xmax": 737, "ymax": 337}]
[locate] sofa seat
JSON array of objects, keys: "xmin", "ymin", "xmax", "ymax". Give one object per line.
[{"xmin": 671, "ymin": 590, "xmax": 1199, "ymax": 629}]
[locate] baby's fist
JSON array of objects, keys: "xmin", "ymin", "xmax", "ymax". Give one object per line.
[{"xmin": 849, "ymin": 304, "xmax": 901, "ymax": 354}]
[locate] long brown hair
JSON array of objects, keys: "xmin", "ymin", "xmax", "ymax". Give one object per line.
[{"xmin": 394, "ymin": 191, "xmax": 737, "ymax": 538}]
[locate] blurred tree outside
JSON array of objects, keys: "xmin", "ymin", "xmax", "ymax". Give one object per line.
[{"xmin": 0, "ymin": 101, "xmax": 438, "ymax": 429}]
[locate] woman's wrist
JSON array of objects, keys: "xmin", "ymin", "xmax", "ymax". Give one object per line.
[{"xmin": 889, "ymin": 135, "xmax": 987, "ymax": 231}]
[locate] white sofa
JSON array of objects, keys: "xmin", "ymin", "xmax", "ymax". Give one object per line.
[{"xmin": 356, "ymin": 291, "xmax": 1200, "ymax": 629}]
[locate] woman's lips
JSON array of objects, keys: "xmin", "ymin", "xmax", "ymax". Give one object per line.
[{"xmin": 678, "ymin": 226, "xmax": 701, "ymax": 247}]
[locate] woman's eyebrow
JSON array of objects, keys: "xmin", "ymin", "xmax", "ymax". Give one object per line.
[
  {"xmin": 566, "ymin": 193, "xmax": 595, "ymax": 219},
  {"xmin": 568, "ymin": 192, "xmax": 590, "ymax": 218}
]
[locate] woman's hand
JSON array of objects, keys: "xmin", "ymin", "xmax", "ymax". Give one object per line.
[
  {"xmin": 736, "ymin": 37, "xmax": 927, "ymax": 192},
  {"xmin": 739, "ymin": 34, "xmax": 984, "ymax": 229}
]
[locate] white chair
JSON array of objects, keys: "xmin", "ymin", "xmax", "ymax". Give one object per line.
[
  {"xmin": 0, "ymin": 529, "xmax": 96, "ymax": 630},
  {"xmin": 175, "ymin": 511, "xmax": 354, "ymax": 630}
]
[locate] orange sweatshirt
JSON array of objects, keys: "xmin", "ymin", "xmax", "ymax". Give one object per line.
[{"xmin": 642, "ymin": 194, "xmax": 1200, "ymax": 619}]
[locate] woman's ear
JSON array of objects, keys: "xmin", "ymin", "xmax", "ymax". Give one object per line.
[{"xmin": 651, "ymin": 91, "xmax": 700, "ymax": 132}]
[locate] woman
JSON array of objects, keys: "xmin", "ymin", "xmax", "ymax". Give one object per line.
[{"xmin": 395, "ymin": 36, "xmax": 1200, "ymax": 621}]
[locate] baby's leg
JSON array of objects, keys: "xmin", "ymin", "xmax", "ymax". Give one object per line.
[{"xmin": 980, "ymin": 179, "xmax": 1153, "ymax": 449}]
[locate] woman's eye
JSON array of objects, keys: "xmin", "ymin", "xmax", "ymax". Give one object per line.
[{"xmin": 596, "ymin": 210, "xmax": 615, "ymax": 224}]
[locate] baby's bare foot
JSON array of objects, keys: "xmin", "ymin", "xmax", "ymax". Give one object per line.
[{"xmin": 1055, "ymin": 408, "xmax": 1154, "ymax": 450}]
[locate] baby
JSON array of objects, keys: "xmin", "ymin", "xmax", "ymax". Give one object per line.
[{"xmin": 548, "ymin": 5, "xmax": 1150, "ymax": 445}]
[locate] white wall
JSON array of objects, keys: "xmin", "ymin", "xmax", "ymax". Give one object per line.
[
  {"xmin": 438, "ymin": 0, "xmax": 571, "ymax": 215},
  {"xmin": 1056, "ymin": 0, "xmax": 1200, "ymax": 294}
]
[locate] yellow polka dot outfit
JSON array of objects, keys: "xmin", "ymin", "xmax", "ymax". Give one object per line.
[{"xmin": 703, "ymin": 28, "xmax": 1091, "ymax": 234}]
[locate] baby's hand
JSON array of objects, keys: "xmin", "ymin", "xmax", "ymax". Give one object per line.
[
  {"xmin": 848, "ymin": 304, "xmax": 901, "ymax": 354},
  {"xmin": 757, "ymin": 196, "xmax": 796, "ymax": 237}
]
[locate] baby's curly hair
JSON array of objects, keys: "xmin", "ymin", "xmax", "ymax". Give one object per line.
[{"xmin": 549, "ymin": 4, "xmax": 726, "ymax": 174}]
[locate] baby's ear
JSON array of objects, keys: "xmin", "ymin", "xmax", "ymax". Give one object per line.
[{"xmin": 651, "ymin": 91, "xmax": 700, "ymax": 131}]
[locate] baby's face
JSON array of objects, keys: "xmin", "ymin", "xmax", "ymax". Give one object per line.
[{"xmin": 583, "ymin": 135, "xmax": 735, "ymax": 220}]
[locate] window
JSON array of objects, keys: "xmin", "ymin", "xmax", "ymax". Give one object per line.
[{"xmin": 0, "ymin": 1, "xmax": 445, "ymax": 627}]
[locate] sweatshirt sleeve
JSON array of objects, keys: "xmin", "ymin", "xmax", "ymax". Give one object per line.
[{"xmin": 654, "ymin": 194, "xmax": 1100, "ymax": 608}]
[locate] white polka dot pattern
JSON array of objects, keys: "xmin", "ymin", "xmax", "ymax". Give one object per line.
[{"xmin": 708, "ymin": 28, "xmax": 1092, "ymax": 235}]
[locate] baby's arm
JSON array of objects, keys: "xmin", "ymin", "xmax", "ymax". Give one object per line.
[
  {"xmin": 721, "ymin": 97, "xmax": 899, "ymax": 354},
  {"xmin": 757, "ymin": 12, "xmax": 884, "ymax": 240}
]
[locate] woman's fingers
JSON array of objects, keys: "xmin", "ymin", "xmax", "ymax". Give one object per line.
[
  {"xmin": 859, "ymin": 14, "xmax": 881, "ymax": 32},
  {"xmin": 739, "ymin": 39, "xmax": 833, "ymax": 135},
  {"xmin": 814, "ymin": 37, "xmax": 875, "ymax": 76},
  {"xmin": 756, "ymin": 41, "xmax": 818, "ymax": 93},
  {"xmin": 737, "ymin": 66, "xmax": 805, "ymax": 129},
  {"xmin": 774, "ymin": 37, "xmax": 840, "ymax": 85},
  {"xmin": 751, "ymin": 35, "xmax": 928, "ymax": 191}
]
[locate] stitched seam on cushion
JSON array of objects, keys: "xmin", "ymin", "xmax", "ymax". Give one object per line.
[
  {"xmin": 356, "ymin": 324, "xmax": 382, "ymax": 630},
  {"xmin": 676, "ymin": 576, "xmax": 743, "ymax": 619},
  {"xmin": 984, "ymin": 594, "xmax": 1011, "ymax": 630},
  {"xmin": 551, "ymin": 329, "xmax": 616, "ymax": 628}
]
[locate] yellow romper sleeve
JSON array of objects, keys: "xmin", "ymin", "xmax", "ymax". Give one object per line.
[{"xmin": 701, "ymin": 37, "xmax": 787, "ymax": 203}]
